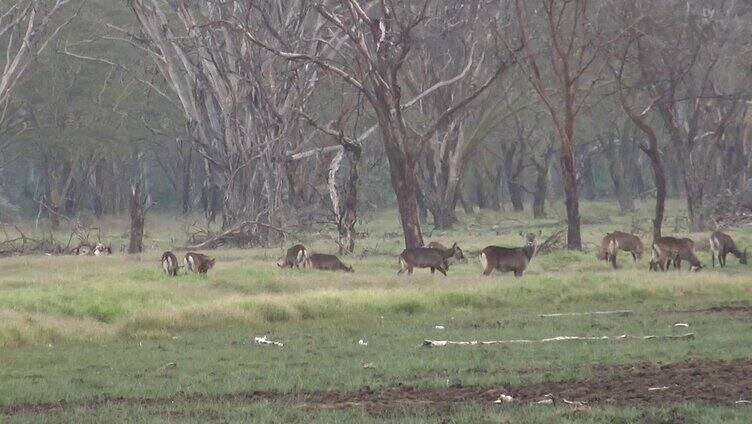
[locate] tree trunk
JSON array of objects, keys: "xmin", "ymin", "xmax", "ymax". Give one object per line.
[
  {"xmin": 337, "ymin": 150, "xmax": 359, "ymax": 255},
  {"xmin": 418, "ymin": 188, "xmax": 429, "ymax": 224},
  {"xmin": 431, "ymin": 203, "xmax": 458, "ymax": 229},
  {"xmin": 604, "ymin": 139, "xmax": 635, "ymax": 214},
  {"xmin": 128, "ymin": 183, "xmax": 146, "ymax": 254},
  {"xmin": 685, "ymin": 185, "xmax": 705, "ymax": 232},
  {"xmin": 488, "ymin": 166, "xmax": 503, "ymax": 211},
  {"xmin": 562, "ymin": 152, "xmax": 582, "ymax": 249},
  {"xmin": 473, "ymin": 168, "xmax": 487, "ymax": 210},
  {"xmin": 180, "ymin": 147, "xmax": 192, "ymax": 215},
  {"xmin": 580, "ymin": 151, "xmax": 596, "ymax": 200},
  {"xmin": 392, "ymin": 172, "xmax": 424, "ymax": 248},
  {"xmin": 381, "ymin": 127, "xmax": 423, "ymax": 247},
  {"xmin": 634, "ymin": 132, "xmax": 666, "ymax": 239},
  {"xmin": 459, "ymin": 191, "xmax": 474, "ymax": 214},
  {"xmin": 533, "ymin": 165, "xmax": 549, "ymax": 219},
  {"xmin": 558, "ymin": 118, "xmax": 582, "ymax": 249},
  {"xmin": 507, "ymin": 180, "xmax": 525, "ymax": 212}
]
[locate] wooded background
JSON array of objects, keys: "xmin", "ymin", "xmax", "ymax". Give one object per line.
[{"xmin": 2, "ymin": 0, "xmax": 752, "ymax": 252}]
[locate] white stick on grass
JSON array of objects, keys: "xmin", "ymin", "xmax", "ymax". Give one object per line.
[
  {"xmin": 423, "ymin": 333, "xmax": 694, "ymax": 347},
  {"xmin": 538, "ymin": 310, "xmax": 633, "ymax": 318}
]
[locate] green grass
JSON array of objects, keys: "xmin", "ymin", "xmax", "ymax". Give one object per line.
[{"xmin": 2, "ymin": 200, "xmax": 752, "ymax": 422}]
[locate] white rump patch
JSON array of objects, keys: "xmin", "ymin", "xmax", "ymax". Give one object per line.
[{"xmin": 480, "ymin": 252, "xmax": 488, "ymax": 271}]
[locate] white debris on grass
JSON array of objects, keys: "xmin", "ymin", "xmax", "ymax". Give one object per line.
[
  {"xmin": 539, "ymin": 310, "xmax": 633, "ymax": 318},
  {"xmin": 674, "ymin": 323, "xmax": 690, "ymax": 327},
  {"xmin": 493, "ymin": 394, "xmax": 514, "ymax": 404},
  {"xmin": 423, "ymin": 333, "xmax": 695, "ymax": 347},
  {"xmin": 254, "ymin": 335, "xmax": 284, "ymax": 347},
  {"xmin": 358, "ymin": 339, "xmax": 368, "ymax": 346},
  {"xmin": 434, "ymin": 325, "xmax": 445, "ymax": 330},
  {"xmin": 647, "ymin": 386, "xmax": 670, "ymax": 391}
]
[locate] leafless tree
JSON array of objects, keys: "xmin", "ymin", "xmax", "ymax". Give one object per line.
[
  {"xmin": 616, "ymin": 0, "xmax": 752, "ymax": 231},
  {"xmin": 506, "ymin": 0, "xmax": 603, "ymax": 249},
  {"xmin": 0, "ymin": 0, "xmax": 78, "ymax": 168},
  {"xmin": 237, "ymin": 1, "xmax": 508, "ymax": 248},
  {"xmin": 127, "ymin": 0, "xmax": 321, "ymax": 244}
]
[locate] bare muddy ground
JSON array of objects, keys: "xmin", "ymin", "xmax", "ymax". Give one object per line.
[
  {"xmin": 5, "ymin": 358, "xmax": 752, "ymax": 416},
  {"xmin": 677, "ymin": 305, "xmax": 752, "ymax": 317}
]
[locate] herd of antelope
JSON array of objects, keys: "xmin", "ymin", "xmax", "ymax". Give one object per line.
[
  {"xmin": 146, "ymin": 230, "xmax": 745, "ymax": 278},
  {"xmin": 151, "ymin": 233, "xmax": 538, "ymax": 277},
  {"xmin": 598, "ymin": 230, "xmax": 747, "ymax": 272}
]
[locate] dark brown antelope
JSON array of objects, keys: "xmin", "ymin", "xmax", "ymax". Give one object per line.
[
  {"xmin": 277, "ymin": 244, "xmax": 307, "ymax": 268},
  {"xmin": 305, "ymin": 253, "xmax": 354, "ymax": 272},
  {"xmin": 398, "ymin": 243, "xmax": 463, "ymax": 276},
  {"xmin": 597, "ymin": 231, "xmax": 644, "ymax": 268},
  {"xmin": 184, "ymin": 252, "xmax": 216, "ymax": 275},
  {"xmin": 650, "ymin": 237, "xmax": 702, "ymax": 272},
  {"xmin": 709, "ymin": 231, "xmax": 747, "ymax": 267},
  {"xmin": 161, "ymin": 251, "xmax": 179, "ymax": 276},
  {"xmin": 427, "ymin": 241, "xmax": 466, "ymax": 265},
  {"xmin": 480, "ymin": 232, "xmax": 537, "ymax": 277}
]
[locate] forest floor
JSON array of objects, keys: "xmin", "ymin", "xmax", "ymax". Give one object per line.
[{"xmin": 2, "ymin": 200, "xmax": 752, "ymax": 423}]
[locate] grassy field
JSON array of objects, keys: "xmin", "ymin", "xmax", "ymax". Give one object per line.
[{"xmin": 2, "ymin": 200, "xmax": 752, "ymax": 423}]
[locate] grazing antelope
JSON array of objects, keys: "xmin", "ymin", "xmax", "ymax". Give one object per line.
[
  {"xmin": 277, "ymin": 244, "xmax": 307, "ymax": 268},
  {"xmin": 670, "ymin": 238, "xmax": 697, "ymax": 270},
  {"xmin": 305, "ymin": 253, "xmax": 353, "ymax": 272},
  {"xmin": 93, "ymin": 243, "xmax": 112, "ymax": 256},
  {"xmin": 161, "ymin": 251, "xmax": 179, "ymax": 276},
  {"xmin": 597, "ymin": 231, "xmax": 644, "ymax": 268},
  {"xmin": 480, "ymin": 232, "xmax": 537, "ymax": 277},
  {"xmin": 426, "ymin": 241, "xmax": 466, "ymax": 265},
  {"xmin": 184, "ymin": 252, "xmax": 215, "ymax": 275},
  {"xmin": 398, "ymin": 243, "xmax": 464, "ymax": 276},
  {"xmin": 650, "ymin": 237, "xmax": 702, "ymax": 272},
  {"xmin": 709, "ymin": 231, "xmax": 748, "ymax": 267}
]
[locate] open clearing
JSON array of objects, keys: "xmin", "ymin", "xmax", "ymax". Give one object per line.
[{"xmin": 2, "ymin": 203, "xmax": 752, "ymax": 422}]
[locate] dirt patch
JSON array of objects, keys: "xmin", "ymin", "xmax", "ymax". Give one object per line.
[
  {"xmin": 677, "ymin": 305, "xmax": 752, "ymax": 317},
  {"xmin": 5, "ymin": 358, "xmax": 752, "ymax": 416}
]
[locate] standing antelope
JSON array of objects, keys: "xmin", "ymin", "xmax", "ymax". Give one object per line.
[
  {"xmin": 709, "ymin": 231, "xmax": 748, "ymax": 267},
  {"xmin": 277, "ymin": 244, "xmax": 307, "ymax": 268},
  {"xmin": 184, "ymin": 252, "xmax": 216, "ymax": 275},
  {"xmin": 597, "ymin": 231, "xmax": 644, "ymax": 268},
  {"xmin": 398, "ymin": 243, "xmax": 464, "ymax": 276},
  {"xmin": 480, "ymin": 232, "xmax": 537, "ymax": 277},
  {"xmin": 161, "ymin": 251, "xmax": 179, "ymax": 276},
  {"xmin": 650, "ymin": 237, "xmax": 702, "ymax": 272},
  {"xmin": 427, "ymin": 241, "xmax": 466, "ymax": 266},
  {"xmin": 305, "ymin": 253, "xmax": 354, "ymax": 272}
]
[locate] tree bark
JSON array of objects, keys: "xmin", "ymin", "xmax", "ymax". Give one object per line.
[
  {"xmin": 180, "ymin": 143, "xmax": 192, "ymax": 215},
  {"xmin": 560, "ymin": 139, "xmax": 582, "ymax": 249},
  {"xmin": 128, "ymin": 183, "xmax": 146, "ymax": 254},
  {"xmin": 533, "ymin": 169, "xmax": 548, "ymax": 219}
]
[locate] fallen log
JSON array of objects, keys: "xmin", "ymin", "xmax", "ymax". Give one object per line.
[
  {"xmin": 422, "ymin": 333, "xmax": 695, "ymax": 347},
  {"xmin": 184, "ymin": 221, "xmax": 287, "ymax": 250}
]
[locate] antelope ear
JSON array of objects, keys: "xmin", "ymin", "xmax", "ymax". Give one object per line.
[
  {"xmin": 539, "ymin": 229, "xmax": 543, "ymax": 235},
  {"xmin": 518, "ymin": 231, "xmax": 524, "ymax": 237},
  {"xmin": 452, "ymin": 242, "xmax": 458, "ymax": 248}
]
